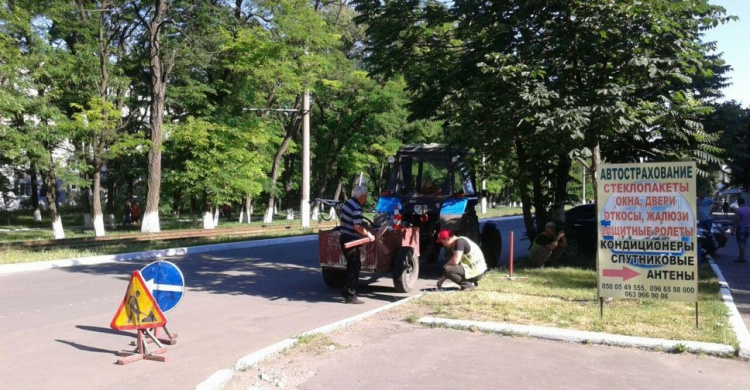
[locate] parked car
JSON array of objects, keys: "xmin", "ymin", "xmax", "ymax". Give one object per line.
[{"xmin": 561, "ymin": 203, "xmax": 598, "ymax": 268}]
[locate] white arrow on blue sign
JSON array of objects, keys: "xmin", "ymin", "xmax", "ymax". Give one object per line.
[{"xmin": 140, "ymin": 260, "xmax": 185, "ymax": 313}]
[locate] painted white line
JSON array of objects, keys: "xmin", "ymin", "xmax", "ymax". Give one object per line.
[{"xmin": 418, "ymin": 316, "xmax": 735, "ymax": 357}]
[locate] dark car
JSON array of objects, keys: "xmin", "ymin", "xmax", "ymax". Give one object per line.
[{"xmin": 562, "ymin": 203, "xmax": 598, "ymax": 268}]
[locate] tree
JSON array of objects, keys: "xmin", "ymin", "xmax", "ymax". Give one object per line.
[
  {"xmin": 706, "ymin": 102, "xmax": 750, "ymax": 189},
  {"xmin": 163, "ymin": 117, "xmax": 268, "ymax": 228},
  {"xmin": 0, "ymin": 0, "xmax": 80, "ymax": 239},
  {"xmin": 354, "ymin": 0, "xmax": 733, "ymax": 234}
]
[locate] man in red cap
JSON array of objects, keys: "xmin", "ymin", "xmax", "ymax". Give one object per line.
[{"xmin": 435, "ymin": 229, "xmax": 487, "ymax": 290}]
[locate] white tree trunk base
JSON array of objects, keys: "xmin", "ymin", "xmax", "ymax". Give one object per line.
[
  {"xmin": 203, "ymin": 211, "xmax": 215, "ymax": 229},
  {"xmin": 33, "ymin": 208, "xmax": 42, "ymax": 222},
  {"xmin": 286, "ymin": 209, "xmax": 295, "ymax": 220},
  {"xmin": 52, "ymin": 216, "xmax": 65, "ymax": 239},
  {"xmin": 140, "ymin": 212, "xmax": 161, "ymax": 233},
  {"xmin": 93, "ymin": 214, "xmax": 105, "ymax": 237},
  {"xmin": 263, "ymin": 208, "xmax": 273, "ymax": 223}
]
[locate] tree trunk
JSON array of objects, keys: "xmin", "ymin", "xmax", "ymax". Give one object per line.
[
  {"xmin": 81, "ymin": 181, "xmax": 93, "ymax": 230},
  {"xmin": 550, "ymin": 153, "xmax": 572, "ymax": 224},
  {"xmin": 141, "ymin": 0, "xmax": 174, "ymax": 233},
  {"xmin": 591, "ymin": 141, "xmax": 602, "ymax": 204},
  {"xmin": 29, "ymin": 162, "xmax": 41, "ymax": 222},
  {"xmin": 106, "ymin": 172, "xmax": 116, "ymax": 228},
  {"xmin": 515, "ymin": 139, "xmax": 536, "ymax": 238},
  {"xmin": 92, "ymin": 169, "xmax": 105, "ymax": 236},
  {"xmin": 41, "ymin": 151, "xmax": 64, "ymax": 239},
  {"xmin": 240, "ymin": 195, "xmax": 252, "ymax": 223}
]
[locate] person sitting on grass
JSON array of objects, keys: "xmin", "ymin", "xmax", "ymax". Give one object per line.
[
  {"xmin": 529, "ymin": 222, "xmax": 567, "ymax": 267},
  {"xmin": 436, "ymin": 229, "xmax": 487, "ymax": 291}
]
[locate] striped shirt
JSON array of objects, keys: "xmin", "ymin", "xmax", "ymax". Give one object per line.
[{"xmin": 340, "ymin": 197, "xmax": 364, "ymax": 239}]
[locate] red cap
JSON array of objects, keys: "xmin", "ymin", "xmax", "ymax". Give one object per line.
[{"xmin": 436, "ymin": 229, "xmax": 452, "ymax": 243}]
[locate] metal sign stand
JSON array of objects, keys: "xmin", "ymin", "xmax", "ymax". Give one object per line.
[
  {"xmin": 155, "ymin": 325, "xmax": 178, "ymax": 345},
  {"xmin": 116, "ymin": 328, "xmax": 170, "ymax": 365},
  {"xmin": 131, "ymin": 325, "xmax": 178, "ymax": 346}
]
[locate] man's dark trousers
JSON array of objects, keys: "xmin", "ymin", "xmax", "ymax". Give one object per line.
[{"xmin": 340, "ymin": 236, "xmax": 362, "ymax": 299}]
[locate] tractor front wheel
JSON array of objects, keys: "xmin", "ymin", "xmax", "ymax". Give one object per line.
[{"xmin": 392, "ymin": 247, "xmax": 419, "ymax": 293}]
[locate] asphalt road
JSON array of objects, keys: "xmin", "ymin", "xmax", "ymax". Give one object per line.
[
  {"xmin": 0, "ymin": 242, "xmax": 442, "ymax": 390},
  {"xmin": 0, "ymin": 217, "xmax": 527, "ymax": 390}
]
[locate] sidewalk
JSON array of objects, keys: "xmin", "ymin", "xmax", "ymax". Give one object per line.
[
  {"xmin": 202, "ymin": 217, "xmax": 750, "ymax": 389},
  {"xmin": 708, "ymin": 213, "xmax": 750, "ymax": 355}
]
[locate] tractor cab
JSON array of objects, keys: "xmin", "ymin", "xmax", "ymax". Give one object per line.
[{"xmin": 377, "ymin": 143, "xmax": 482, "ymax": 262}]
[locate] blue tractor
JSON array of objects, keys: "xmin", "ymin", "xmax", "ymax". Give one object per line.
[{"xmin": 375, "ymin": 143, "xmax": 502, "ymax": 268}]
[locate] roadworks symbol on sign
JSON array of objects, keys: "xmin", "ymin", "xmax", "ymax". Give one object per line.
[{"xmin": 110, "ymin": 271, "xmax": 167, "ymax": 330}]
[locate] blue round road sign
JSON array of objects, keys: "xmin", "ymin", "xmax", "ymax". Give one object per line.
[{"xmin": 140, "ymin": 261, "xmax": 185, "ymax": 313}]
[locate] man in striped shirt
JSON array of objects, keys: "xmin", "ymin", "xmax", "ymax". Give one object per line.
[{"xmin": 339, "ymin": 185, "xmax": 375, "ymax": 304}]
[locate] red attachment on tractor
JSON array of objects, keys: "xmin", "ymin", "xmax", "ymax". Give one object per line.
[{"xmin": 393, "ymin": 204, "xmax": 403, "ymax": 230}]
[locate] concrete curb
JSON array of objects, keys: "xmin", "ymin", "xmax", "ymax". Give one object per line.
[
  {"xmin": 0, "ymin": 234, "xmax": 318, "ymax": 276},
  {"xmin": 708, "ymin": 256, "xmax": 750, "ymax": 358},
  {"xmin": 192, "ymin": 293, "xmax": 425, "ymax": 390},
  {"xmin": 418, "ymin": 316, "xmax": 735, "ymax": 357}
]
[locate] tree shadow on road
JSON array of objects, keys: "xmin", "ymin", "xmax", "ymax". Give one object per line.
[{"xmin": 58, "ymin": 241, "xmax": 443, "ymax": 305}]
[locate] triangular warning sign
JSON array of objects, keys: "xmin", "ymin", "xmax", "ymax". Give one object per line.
[{"xmin": 111, "ymin": 271, "xmax": 167, "ymax": 330}]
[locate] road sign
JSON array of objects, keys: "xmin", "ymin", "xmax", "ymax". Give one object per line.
[
  {"xmin": 111, "ymin": 271, "xmax": 167, "ymax": 330},
  {"xmin": 140, "ymin": 260, "xmax": 185, "ymax": 313}
]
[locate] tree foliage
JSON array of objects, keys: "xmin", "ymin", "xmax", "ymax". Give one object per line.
[{"xmin": 353, "ymin": 0, "xmax": 734, "ymax": 232}]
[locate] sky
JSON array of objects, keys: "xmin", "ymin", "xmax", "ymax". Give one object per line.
[{"xmin": 703, "ymin": 0, "xmax": 750, "ymax": 108}]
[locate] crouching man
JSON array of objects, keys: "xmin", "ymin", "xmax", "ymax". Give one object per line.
[
  {"xmin": 436, "ymin": 229, "xmax": 487, "ymax": 291},
  {"xmin": 529, "ymin": 222, "xmax": 567, "ymax": 267}
]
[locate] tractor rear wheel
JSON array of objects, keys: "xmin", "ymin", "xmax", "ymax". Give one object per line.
[{"xmin": 480, "ymin": 222, "xmax": 502, "ymax": 268}]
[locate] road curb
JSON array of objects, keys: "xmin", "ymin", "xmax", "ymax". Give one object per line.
[
  {"xmin": 708, "ymin": 256, "xmax": 750, "ymax": 358},
  {"xmin": 418, "ymin": 316, "xmax": 735, "ymax": 357},
  {"xmin": 193, "ymin": 293, "xmax": 425, "ymax": 390},
  {"xmin": 0, "ymin": 234, "xmax": 318, "ymax": 275}
]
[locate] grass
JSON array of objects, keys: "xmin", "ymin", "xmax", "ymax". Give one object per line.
[
  {"xmin": 0, "ymin": 205, "xmax": 525, "ymax": 264},
  {"xmin": 0, "ymin": 230, "xmax": 310, "ymax": 264},
  {"xmin": 408, "ymin": 263, "xmax": 737, "ymax": 348}
]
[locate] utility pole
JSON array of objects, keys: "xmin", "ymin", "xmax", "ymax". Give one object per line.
[
  {"xmin": 301, "ymin": 91, "xmax": 311, "ymax": 228},
  {"xmin": 582, "ymin": 165, "xmax": 586, "ymax": 204},
  {"xmin": 244, "ymin": 90, "xmax": 312, "ymax": 229}
]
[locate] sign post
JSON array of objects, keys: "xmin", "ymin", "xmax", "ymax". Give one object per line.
[
  {"xmin": 110, "ymin": 271, "xmax": 170, "ymax": 364},
  {"xmin": 596, "ymin": 162, "xmax": 698, "ymax": 322}
]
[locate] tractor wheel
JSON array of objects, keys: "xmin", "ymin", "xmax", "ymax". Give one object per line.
[
  {"xmin": 392, "ymin": 247, "xmax": 419, "ymax": 293},
  {"xmin": 322, "ymin": 268, "xmax": 346, "ymax": 288},
  {"xmin": 480, "ymin": 222, "xmax": 502, "ymax": 268}
]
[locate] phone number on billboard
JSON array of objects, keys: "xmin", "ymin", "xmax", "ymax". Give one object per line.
[{"xmin": 600, "ymin": 283, "xmax": 696, "ymax": 299}]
